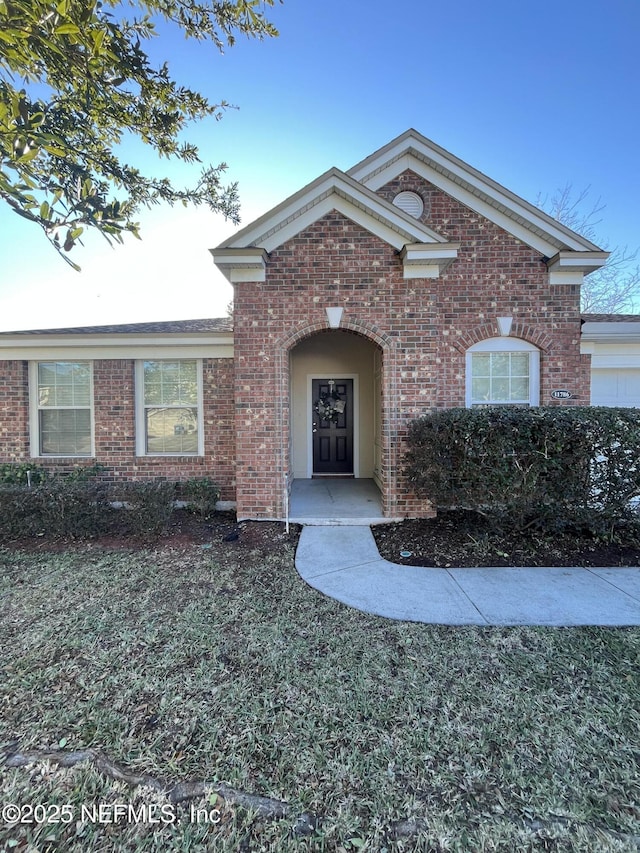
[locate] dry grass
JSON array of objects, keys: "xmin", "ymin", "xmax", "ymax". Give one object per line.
[{"xmin": 1, "ymin": 525, "xmax": 639, "ymax": 851}]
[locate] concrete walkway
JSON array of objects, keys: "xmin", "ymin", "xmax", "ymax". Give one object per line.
[{"xmin": 295, "ymin": 525, "xmax": 640, "ymax": 626}]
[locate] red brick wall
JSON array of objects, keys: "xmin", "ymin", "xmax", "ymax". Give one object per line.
[
  {"xmin": 0, "ymin": 358, "xmax": 236, "ymax": 500},
  {"xmin": 0, "ymin": 361, "xmax": 29, "ymax": 461},
  {"xmin": 232, "ymin": 171, "xmax": 589, "ymax": 519}
]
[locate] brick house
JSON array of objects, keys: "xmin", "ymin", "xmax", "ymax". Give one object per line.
[{"xmin": 1, "ymin": 129, "xmax": 638, "ymax": 520}]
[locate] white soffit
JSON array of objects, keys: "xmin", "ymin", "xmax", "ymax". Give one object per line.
[
  {"xmin": 214, "ymin": 168, "xmax": 447, "ymax": 254},
  {"xmin": 347, "ymin": 129, "xmax": 605, "ymax": 257}
]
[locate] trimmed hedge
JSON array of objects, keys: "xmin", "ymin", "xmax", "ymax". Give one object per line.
[
  {"xmin": 0, "ymin": 480, "xmax": 113, "ymax": 539},
  {"xmin": 405, "ymin": 407, "xmax": 640, "ymax": 533},
  {"xmin": 0, "ymin": 474, "xmax": 220, "ymax": 541}
]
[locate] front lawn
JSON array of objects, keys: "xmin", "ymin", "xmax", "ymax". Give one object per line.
[{"xmin": 1, "ymin": 523, "xmax": 639, "ymax": 851}]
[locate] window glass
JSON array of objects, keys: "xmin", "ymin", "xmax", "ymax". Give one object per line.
[
  {"xmin": 36, "ymin": 362, "xmax": 92, "ymax": 455},
  {"xmin": 491, "ymin": 353, "xmax": 510, "ymax": 375},
  {"xmin": 471, "ymin": 377, "xmax": 491, "ymax": 400},
  {"xmin": 471, "ymin": 354, "xmax": 490, "ymax": 377},
  {"xmin": 511, "ymin": 376, "xmax": 530, "ymax": 399},
  {"xmin": 510, "ymin": 353, "xmax": 529, "ymax": 375},
  {"xmin": 492, "ymin": 376, "xmax": 510, "ymax": 400},
  {"xmin": 40, "ymin": 410, "xmax": 92, "ymax": 455},
  {"xmin": 470, "ymin": 352, "xmax": 532, "ymax": 404},
  {"xmin": 142, "ymin": 360, "xmax": 200, "ymax": 455}
]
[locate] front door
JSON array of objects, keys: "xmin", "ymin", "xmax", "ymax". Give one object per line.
[{"xmin": 312, "ymin": 378, "xmax": 354, "ymax": 475}]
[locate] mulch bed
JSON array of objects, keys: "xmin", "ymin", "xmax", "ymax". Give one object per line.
[
  {"xmin": 373, "ymin": 510, "xmax": 640, "ymax": 568},
  {"xmin": 0, "ymin": 510, "xmax": 300, "ymax": 554},
  {"xmin": 3, "ymin": 507, "xmax": 639, "ymax": 568}
]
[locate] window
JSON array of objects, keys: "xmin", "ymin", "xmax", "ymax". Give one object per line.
[
  {"xmin": 32, "ymin": 361, "xmax": 93, "ymax": 456},
  {"xmin": 137, "ymin": 360, "xmax": 202, "ymax": 455},
  {"xmin": 466, "ymin": 338, "xmax": 540, "ymax": 407}
]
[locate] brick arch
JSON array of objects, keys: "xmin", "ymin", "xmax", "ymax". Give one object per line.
[
  {"xmin": 452, "ymin": 320, "xmax": 553, "ymax": 354},
  {"xmin": 276, "ymin": 316, "xmax": 393, "ymax": 354}
]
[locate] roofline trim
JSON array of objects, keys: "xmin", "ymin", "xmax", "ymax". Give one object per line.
[{"xmin": 348, "ymin": 129, "xmax": 604, "ymax": 254}]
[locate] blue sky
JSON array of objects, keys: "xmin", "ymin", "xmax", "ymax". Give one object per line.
[{"xmin": 0, "ymin": 0, "xmax": 638, "ymax": 331}]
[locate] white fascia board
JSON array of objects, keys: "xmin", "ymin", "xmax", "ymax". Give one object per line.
[
  {"xmin": 401, "ymin": 242, "xmax": 460, "ymax": 261},
  {"xmin": 349, "ymin": 131, "xmax": 603, "ymax": 255},
  {"xmin": 210, "ymin": 247, "xmax": 267, "ymax": 284},
  {"xmin": 362, "ymin": 155, "xmax": 565, "ymax": 256},
  {"xmin": 0, "ymin": 335, "xmax": 234, "ymax": 361},
  {"xmin": 588, "ymin": 353, "xmax": 640, "ymax": 367},
  {"xmin": 581, "ymin": 322, "xmax": 640, "ymax": 344},
  {"xmin": 215, "ymin": 168, "xmax": 444, "ymax": 254},
  {"xmin": 257, "ymin": 193, "xmax": 423, "ymax": 252},
  {"xmin": 228, "ymin": 268, "xmax": 266, "ymax": 283},
  {"xmin": 546, "ymin": 251, "xmax": 610, "ymax": 274},
  {"xmin": 212, "ymin": 249, "xmax": 268, "ymax": 266},
  {"xmin": 400, "ymin": 242, "xmax": 460, "ymax": 278}
]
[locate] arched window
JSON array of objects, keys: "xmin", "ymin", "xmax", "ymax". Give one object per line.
[{"xmin": 466, "ymin": 337, "xmax": 540, "ymax": 407}]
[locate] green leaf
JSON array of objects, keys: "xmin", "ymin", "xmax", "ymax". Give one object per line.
[
  {"xmin": 54, "ymin": 24, "xmax": 81, "ymax": 36},
  {"xmin": 42, "ymin": 143, "xmax": 67, "ymax": 157},
  {"xmin": 16, "ymin": 146, "xmax": 39, "ymax": 163},
  {"xmin": 92, "ymin": 28, "xmax": 106, "ymax": 53}
]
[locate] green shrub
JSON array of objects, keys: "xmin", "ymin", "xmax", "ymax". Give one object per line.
[
  {"xmin": 115, "ymin": 480, "xmax": 176, "ymax": 535},
  {"xmin": 0, "ymin": 476, "xmax": 176, "ymax": 541},
  {"xmin": 180, "ymin": 477, "xmax": 221, "ymax": 519},
  {"xmin": 405, "ymin": 407, "xmax": 640, "ymax": 536},
  {"xmin": 63, "ymin": 463, "xmax": 107, "ymax": 482},
  {"xmin": 0, "ymin": 462, "xmax": 49, "ymax": 486},
  {"xmin": 0, "ymin": 480, "xmax": 113, "ymax": 540}
]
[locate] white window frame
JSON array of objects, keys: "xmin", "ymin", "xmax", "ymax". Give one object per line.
[
  {"xmin": 465, "ymin": 337, "xmax": 540, "ymax": 407},
  {"xmin": 29, "ymin": 360, "xmax": 94, "ymax": 457},
  {"xmin": 135, "ymin": 359, "xmax": 204, "ymax": 456}
]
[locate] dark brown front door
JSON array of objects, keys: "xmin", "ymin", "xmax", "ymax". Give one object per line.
[{"xmin": 312, "ymin": 379, "xmax": 354, "ymax": 475}]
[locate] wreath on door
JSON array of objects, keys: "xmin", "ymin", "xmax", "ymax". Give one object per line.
[{"xmin": 314, "ymin": 389, "xmax": 346, "ymax": 423}]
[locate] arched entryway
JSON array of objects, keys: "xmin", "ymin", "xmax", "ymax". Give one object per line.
[{"xmin": 288, "ymin": 329, "xmax": 384, "ymax": 519}]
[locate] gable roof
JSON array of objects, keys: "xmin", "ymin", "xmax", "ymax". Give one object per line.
[
  {"xmin": 212, "ymin": 166, "xmax": 461, "ymax": 282},
  {"xmin": 212, "ymin": 130, "xmax": 607, "ymax": 283},
  {"xmin": 347, "ymin": 129, "xmax": 605, "ymax": 257},
  {"xmin": 216, "ymin": 167, "xmax": 448, "ymax": 252}
]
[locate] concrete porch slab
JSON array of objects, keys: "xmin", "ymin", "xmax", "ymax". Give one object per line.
[{"xmin": 289, "ymin": 478, "xmax": 385, "ymax": 525}]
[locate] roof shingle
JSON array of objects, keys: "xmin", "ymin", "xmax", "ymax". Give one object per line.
[{"xmin": 0, "ymin": 317, "xmax": 233, "ymax": 335}]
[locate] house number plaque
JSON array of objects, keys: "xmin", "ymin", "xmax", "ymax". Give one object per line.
[{"xmin": 550, "ymin": 390, "xmax": 573, "ymax": 399}]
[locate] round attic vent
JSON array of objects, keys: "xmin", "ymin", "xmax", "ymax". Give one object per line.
[{"xmin": 392, "ymin": 191, "xmax": 424, "ymax": 219}]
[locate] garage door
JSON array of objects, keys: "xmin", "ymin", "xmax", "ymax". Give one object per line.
[{"xmin": 591, "ymin": 369, "xmax": 640, "ymax": 407}]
